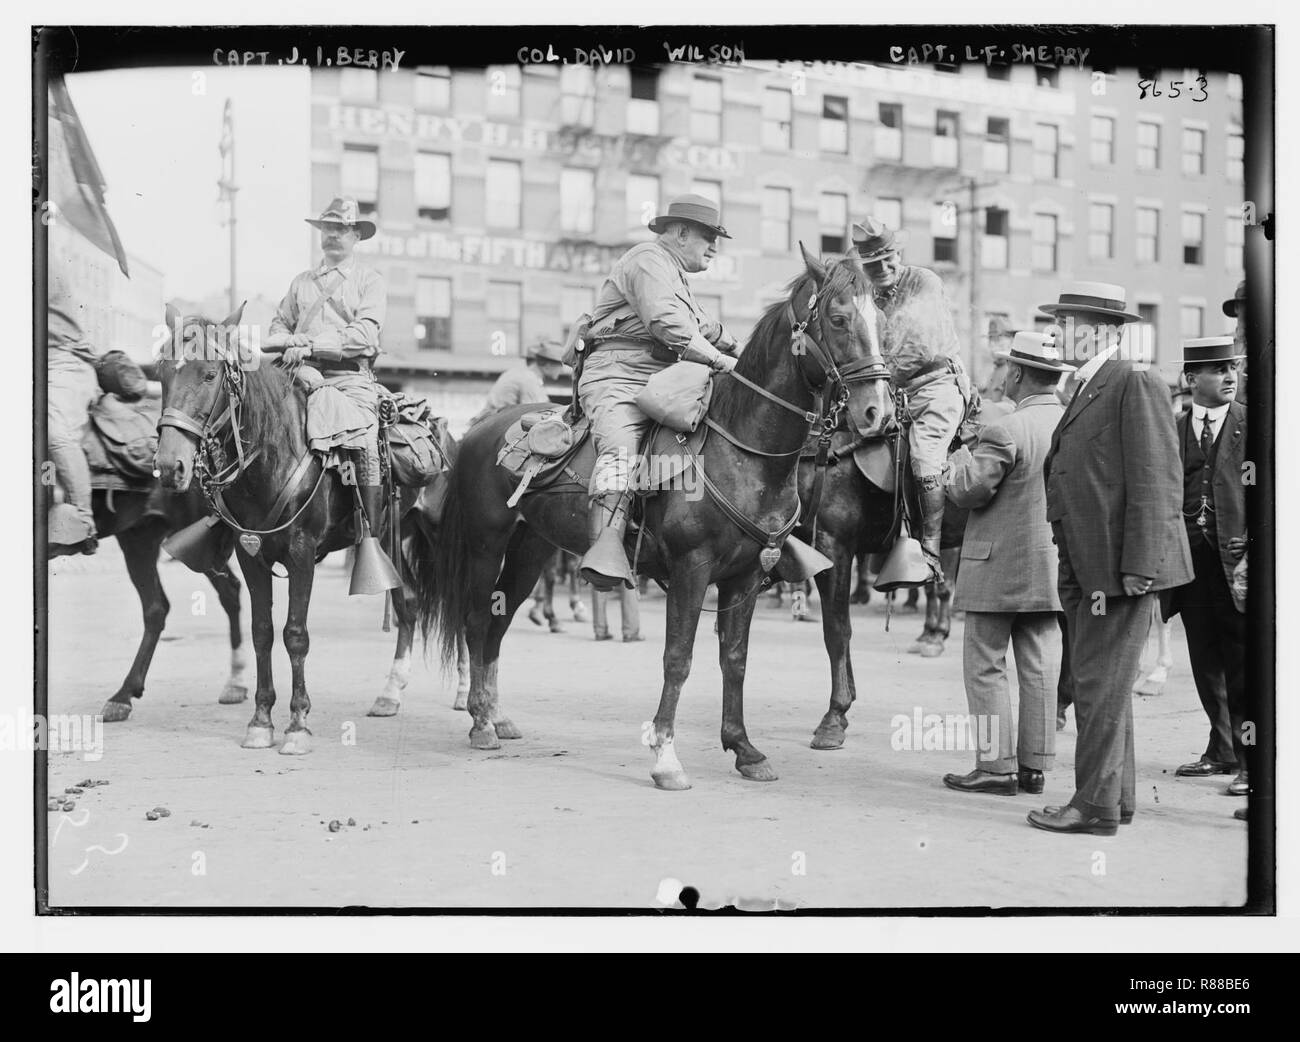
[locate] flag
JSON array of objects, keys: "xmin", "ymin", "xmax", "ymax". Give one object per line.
[{"xmin": 47, "ymin": 75, "xmax": 129, "ymax": 278}]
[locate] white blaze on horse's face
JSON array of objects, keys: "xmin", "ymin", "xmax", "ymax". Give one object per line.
[{"xmin": 854, "ymin": 293, "xmax": 884, "ymax": 360}]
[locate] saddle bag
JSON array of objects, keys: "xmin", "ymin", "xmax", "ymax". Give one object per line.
[
  {"xmin": 635, "ymin": 360, "xmax": 714, "ymax": 434},
  {"xmin": 384, "ymin": 392, "xmax": 448, "ymax": 487},
  {"xmin": 94, "ymin": 350, "xmax": 148, "ymax": 401},
  {"xmin": 497, "ymin": 409, "xmax": 586, "ymax": 507},
  {"xmin": 86, "ymin": 393, "xmax": 158, "ymax": 479}
]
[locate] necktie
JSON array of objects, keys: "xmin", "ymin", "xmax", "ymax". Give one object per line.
[{"xmin": 1199, "ymin": 413, "xmax": 1214, "ymax": 455}]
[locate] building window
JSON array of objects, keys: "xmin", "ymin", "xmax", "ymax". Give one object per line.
[
  {"xmin": 819, "ymin": 192, "xmax": 849, "ymax": 254},
  {"xmin": 414, "ymin": 152, "xmax": 451, "ymax": 221},
  {"xmin": 341, "ymin": 146, "xmax": 379, "ymax": 216},
  {"xmin": 560, "ymin": 168, "xmax": 596, "ymax": 236},
  {"xmin": 627, "ymin": 67, "xmax": 660, "ymax": 135},
  {"xmin": 1137, "ymin": 121, "xmax": 1160, "ymax": 170},
  {"xmin": 1032, "ymin": 213, "xmax": 1058, "ymax": 272},
  {"xmin": 1134, "ymin": 303, "xmax": 1158, "ymax": 363},
  {"xmin": 486, "ymin": 281, "xmax": 522, "ymax": 357},
  {"xmin": 1088, "ymin": 203, "xmax": 1114, "ymax": 260},
  {"xmin": 821, "ymin": 95, "xmax": 849, "ymax": 153},
  {"xmin": 340, "ymin": 68, "xmax": 378, "ymax": 101},
  {"xmin": 982, "ymin": 207, "xmax": 1009, "ymax": 269},
  {"xmin": 932, "ymin": 201, "xmax": 957, "ymax": 263},
  {"xmin": 1182, "ymin": 210, "xmax": 1205, "ymax": 265},
  {"xmin": 1226, "ymin": 132, "xmax": 1244, "ymax": 182},
  {"xmin": 1136, "ymin": 206, "xmax": 1160, "ymax": 262},
  {"xmin": 415, "ymin": 66, "xmax": 451, "ymax": 109},
  {"xmin": 762, "ymin": 86, "xmax": 792, "ymax": 150},
  {"xmin": 1090, "ymin": 115, "xmax": 1115, "ymax": 165},
  {"xmin": 762, "ymin": 187, "xmax": 792, "ymax": 252},
  {"xmin": 690, "ymin": 179, "xmax": 722, "ymax": 212},
  {"xmin": 933, "ymin": 111, "xmax": 959, "ymax": 167},
  {"xmin": 1180, "ymin": 304, "xmax": 1204, "ymax": 340},
  {"xmin": 559, "ymin": 65, "xmax": 595, "ymax": 126},
  {"xmin": 1225, "ymin": 213, "xmax": 1244, "ymax": 269},
  {"xmin": 984, "ymin": 117, "xmax": 1010, "ymax": 172},
  {"xmin": 875, "ymin": 102, "xmax": 903, "ymax": 162},
  {"xmin": 485, "ymin": 159, "xmax": 521, "ymax": 229},
  {"xmin": 485, "ymin": 65, "xmax": 521, "ymax": 118},
  {"xmin": 987, "ymin": 64, "xmax": 1010, "ymax": 81},
  {"xmin": 691, "ymin": 75, "xmax": 723, "ymax": 142},
  {"xmin": 561, "ymin": 285, "xmax": 596, "ymax": 339},
  {"xmin": 626, "ymin": 173, "xmax": 659, "ymax": 231},
  {"xmin": 874, "ymin": 197, "xmax": 903, "ymax": 232},
  {"xmin": 1033, "ymin": 123, "xmax": 1059, "ymax": 179},
  {"xmin": 1035, "ymin": 65, "xmax": 1059, "ymax": 88},
  {"xmin": 415, "ymin": 276, "xmax": 451, "ymax": 352},
  {"xmin": 1181, "ymin": 126, "xmax": 1206, "ymax": 176}
]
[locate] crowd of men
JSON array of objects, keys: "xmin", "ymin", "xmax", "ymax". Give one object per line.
[{"xmin": 48, "ymin": 191, "xmax": 1253, "ymax": 835}]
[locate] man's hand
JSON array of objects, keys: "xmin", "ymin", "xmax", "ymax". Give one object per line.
[
  {"xmin": 711, "ymin": 353, "xmax": 737, "ymax": 373},
  {"xmin": 280, "ymin": 345, "xmax": 313, "ymax": 366},
  {"xmin": 1122, "ymin": 573, "xmax": 1155, "ymax": 596},
  {"xmin": 1227, "ymin": 536, "xmax": 1247, "ymax": 561}
]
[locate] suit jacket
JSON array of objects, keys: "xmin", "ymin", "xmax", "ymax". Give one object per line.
[
  {"xmin": 1044, "ymin": 356, "xmax": 1193, "ymax": 597},
  {"xmin": 946, "ymin": 393, "xmax": 1063, "ymax": 612}
]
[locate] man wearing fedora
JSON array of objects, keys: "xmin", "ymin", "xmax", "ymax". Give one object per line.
[
  {"xmin": 268, "ymin": 195, "xmax": 400, "ymax": 593},
  {"xmin": 468, "ymin": 337, "xmax": 568, "ymax": 428},
  {"xmin": 1165, "ymin": 335, "xmax": 1249, "ymax": 803},
  {"xmin": 941, "ymin": 332, "xmax": 1073, "ymax": 797},
  {"xmin": 576, "ymin": 193, "xmax": 740, "ymax": 590},
  {"xmin": 1029, "ymin": 283, "xmax": 1192, "ymax": 835},
  {"xmin": 852, "ymin": 217, "xmax": 970, "ymax": 588}
]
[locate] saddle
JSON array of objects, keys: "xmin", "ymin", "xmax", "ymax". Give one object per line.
[{"xmin": 497, "ymin": 406, "xmax": 704, "ymax": 506}]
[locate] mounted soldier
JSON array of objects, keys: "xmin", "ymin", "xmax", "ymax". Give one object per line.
[
  {"xmin": 267, "ymin": 196, "xmax": 399, "ymax": 593},
  {"xmin": 852, "ymin": 216, "xmax": 971, "ymax": 586},
  {"xmin": 576, "ymin": 193, "xmax": 741, "ymax": 590},
  {"xmin": 468, "ymin": 338, "xmax": 568, "ymax": 429}
]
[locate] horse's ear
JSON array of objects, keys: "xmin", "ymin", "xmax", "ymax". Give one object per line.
[
  {"xmin": 799, "ymin": 241, "xmax": 826, "ymax": 284},
  {"xmin": 220, "ymin": 300, "xmax": 247, "ymax": 328},
  {"xmin": 164, "ymin": 302, "xmax": 182, "ymax": 331}
]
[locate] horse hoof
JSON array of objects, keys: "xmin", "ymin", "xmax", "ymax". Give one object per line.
[
  {"xmin": 918, "ymin": 640, "xmax": 946, "ymax": 659},
  {"xmin": 241, "ymin": 726, "xmax": 274, "ymax": 750},
  {"xmin": 279, "ymin": 730, "xmax": 312, "ymax": 756},
  {"xmin": 452, "ymin": 691, "xmax": 468, "ymax": 712},
  {"xmin": 469, "ymin": 727, "xmax": 500, "ymax": 750},
  {"xmin": 810, "ymin": 728, "xmax": 845, "ymax": 750},
  {"xmin": 101, "ymin": 700, "xmax": 132, "ymax": 723},
  {"xmin": 651, "ymin": 769, "xmax": 692, "ymax": 791},
  {"xmin": 218, "ymin": 683, "xmax": 248, "ymax": 705},
  {"xmin": 736, "ymin": 759, "xmax": 779, "ymax": 782},
  {"xmin": 367, "ymin": 697, "xmax": 400, "ymax": 718},
  {"xmin": 493, "ymin": 718, "xmax": 523, "ymax": 740}
]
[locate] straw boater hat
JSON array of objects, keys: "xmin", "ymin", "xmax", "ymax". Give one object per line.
[
  {"xmin": 1182, "ymin": 336, "xmax": 1245, "ymax": 366},
  {"xmin": 852, "ymin": 216, "xmax": 907, "ymax": 262},
  {"xmin": 1222, "ymin": 280, "xmax": 1246, "ymax": 317},
  {"xmin": 1038, "ymin": 281, "xmax": 1141, "ymax": 323},
  {"xmin": 648, "ymin": 194, "xmax": 731, "ymax": 238},
  {"xmin": 994, "ymin": 330, "xmax": 1076, "ymax": 373},
  {"xmin": 306, "ymin": 196, "xmax": 376, "ymax": 241},
  {"xmin": 527, "ymin": 339, "xmax": 568, "ymax": 366}
]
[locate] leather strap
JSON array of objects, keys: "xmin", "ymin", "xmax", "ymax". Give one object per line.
[
  {"xmin": 680, "ymin": 430, "xmax": 799, "ymax": 549},
  {"xmin": 703, "ymin": 417, "xmax": 804, "ymax": 459}
]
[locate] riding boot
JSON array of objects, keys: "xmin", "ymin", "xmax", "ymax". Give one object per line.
[
  {"xmin": 579, "ymin": 491, "xmax": 635, "ymax": 592},
  {"xmin": 917, "ymin": 475, "xmax": 948, "ymax": 591},
  {"xmin": 349, "ymin": 484, "xmax": 402, "ymax": 596}
]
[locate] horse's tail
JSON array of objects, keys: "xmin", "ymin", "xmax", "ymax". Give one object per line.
[{"xmin": 410, "ymin": 461, "xmax": 470, "ymax": 672}]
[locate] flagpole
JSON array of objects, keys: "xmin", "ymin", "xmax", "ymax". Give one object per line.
[{"xmin": 218, "ymin": 99, "xmax": 238, "ymax": 312}]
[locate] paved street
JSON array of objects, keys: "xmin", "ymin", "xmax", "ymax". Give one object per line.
[{"xmin": 45, "ymin": 543, "xmax": 1248, "ymax": 909}]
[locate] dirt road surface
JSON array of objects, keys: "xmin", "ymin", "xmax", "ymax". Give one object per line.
[{"xmin": 45, "ymin": 545, "xmax": 1248, "ymax": 910}]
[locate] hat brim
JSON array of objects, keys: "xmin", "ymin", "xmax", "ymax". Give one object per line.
[
  {"xmin": 1037, "ymin": 303, "xmax": 1140, "ymax": 323},
  {"xmin": 993, "ymin": 349, "xmax": 1076, "ymax": 373},
  {"xmin": 528, "ymin": 350, "xmax": 568, "ymax": 366},
  {"xmin": 647, "ymin": 216, "xmax": 731, "ymax": 239},
  {"xmin": 856, "ymin": 234, "xmax": 907, "ymax": 262},
  {"xmin": 306, "ymin": 217, "xmax": 377, "ymax": 241},
  {"xmin": 1183, "ymin": 350, "xmax": 1247, "ymax": 365}
]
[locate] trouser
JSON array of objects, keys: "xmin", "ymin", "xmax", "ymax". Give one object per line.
[
  {"xmin": 1177, "ymin": 537, "xmax": 1248, "ymax": 766},
  {"xmin": 962, "ymin": 610, "xmax": 1060, "ymax": 773},
  {"xmin": 906, "ymin": 372, "xmax": 966, "ymax": 480},
  {"xmin": 592, "ymin": 586, "xmax": 641, "ymax": 639},
  {"xmin": 1056, "ymin": 532, "xmax": 1150, "ymax": 823},
  {"xmin": 577, "ymin": 347, "xmax": 666, "ymax": 497},
  {"xmin": 47, "ymin": 349, "xmax": 99, "ymax": 537}
]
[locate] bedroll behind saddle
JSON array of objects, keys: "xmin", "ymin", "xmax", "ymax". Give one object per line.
[{"xmin": 383, "ymin": 392, "xmax": 449, "ymax": 487}]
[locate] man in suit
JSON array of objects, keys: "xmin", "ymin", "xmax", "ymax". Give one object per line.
[
  {"xmin": 1029, "ymin": 283, "xmax": 1193, "ymax": 836},
  {"xmin": 1166, "ymin": 337, "xmax": 1249, "ymax": 799},
  {"xmin": 941, "ymin": 332, "xmax": 1073, "ymax": 797}
]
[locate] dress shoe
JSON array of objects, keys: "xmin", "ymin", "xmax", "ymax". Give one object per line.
[
  {"xmin": 1027, "ymin": 805, "xmax": 1118, "ymax": 836},
  {"xmin": 1175, "ymin": 758, "xmax": 1236, "ymax": 778},
  {"xmin": 942, "ymin": 769, "xmax": 1018, "ymax": 796},
  {"xmin": 623, "ymin": 634, "xmax": 645, "ymax": 643},
  {"xmin": 1017, "ymin": 767, "xmax": 1044, "ymax": 794},
  {"xmin": 1234, "ymin": 807, "xmax": 1248, "ymax": 821},
  {"xmin": 1226, "ymin": 771, "xmax": 1249, "ymax": 797},
  {"xmin": 1044, "ymin": 804, "xmax": 1132, "ymax": 825}
]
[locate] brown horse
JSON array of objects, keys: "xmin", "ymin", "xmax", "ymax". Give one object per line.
[
  {"xmin": 153, "ymin": 307, "xmax": 455, "ymax": 753},
  {"xmin": 412, "ymin": 247, "xmax": 894, "ymax": 789}
]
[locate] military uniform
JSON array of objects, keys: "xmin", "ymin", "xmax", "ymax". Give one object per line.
[{"xmin": 47, "ymin": 261, "xmax": 100, "ymax": 549}]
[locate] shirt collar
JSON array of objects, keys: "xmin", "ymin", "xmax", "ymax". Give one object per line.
[
  {"xmin": 1016, "ymin": 392, "xmax": 1059, "ymax": 410},
  {"xmin": 1076, "ymin": 344, "xmax": 1120, "ymax": 385},
  {"xmin": 316, "ymin": 254, "xmax": 357, "ymax": 277},
  {"xmin": 1194, "ymin": 402, "xmax": 1230, "ymax": 424}
]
